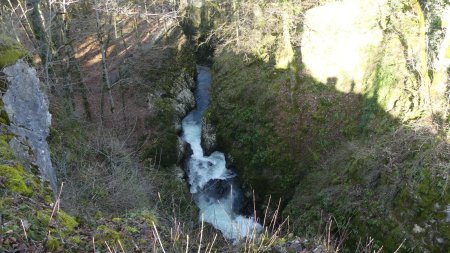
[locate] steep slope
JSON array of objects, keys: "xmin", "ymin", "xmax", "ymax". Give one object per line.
[{"xmin": 206, "ymin": 0, "xmax": 450, "ymax": 251}]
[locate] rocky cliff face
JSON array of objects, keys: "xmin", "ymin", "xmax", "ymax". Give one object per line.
[
  {"xmin": 207, "ymin": 0, "xmax": 450, "ymax": 251},
  {"xmin": 3, "ymin": 60, "xmax": 56, "ymax": 192},
  {"xmin": 301, "ymin": 0, "xmax": 444, "ymax": 122},
  {"xmin": 174, "ymin": 72, "xmax": 196, "ymax": 164}
]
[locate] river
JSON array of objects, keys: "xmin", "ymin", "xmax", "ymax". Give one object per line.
[{"xmin": 181, "ymin": 65, "xmax": 262, "ymax": 240}]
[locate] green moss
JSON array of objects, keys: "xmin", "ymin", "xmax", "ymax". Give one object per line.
[
  {"xmin": 140, "ymin": 210, "xmax": 158, "ymax": 225},
  {"xmin": 0, "ymin": 134, "xmax": 14, "ymax": 160},
  {"xmin": 46, "ymin": 236, "xmax": 60, "ymax": 251},
  {"xmin": 36, "ymin": 209, "xmax": 78, "ymax": 235},
  {"xmin": 141, "ymin": 98, "xmax": 177, "ymax": 167},
  {"xmin": 58, "ymin": 211, "xmax": 79, "ymax": 232},
  {"xmin": 0, "ymin": 197, "xmax": 12, "ymax": 210},
  {"xmin": 125, "ymin": 225, "xmax": 138, "ymax": 234},
  {"xmin": 0, "ymin": 34, "xmax": 26, "ymax": 68},
  {"xmin": 0, "ymin": 106, "xmax": 10, "ymax": 125},
  {"xmin": 0, "ymin": 164, "xmax": 33, "ymax": 196},
  {"xmin": 36, "ymin": 210, "xmax": 51, "ymax": 226},
  {"xmin": 69, "ymin": 235, "xmax": 81, "ymax": 244},
  {"xmin": 111, "ymin": 217, "xmax": 122, "ymax": 223},
  {"xmin": 96, "ymin": 225, "xmax": 121, "ymax": 242},
  {"xmin": 43, "ymin": 192, "xmax": 53, "ymax": 204},
  {"xmin": 360, "ymin": 64, "xmax": 397, "ymax": 132},
  {"xmin": 94, "ymin": 211, "xmax": 103, "ymax": 219}
]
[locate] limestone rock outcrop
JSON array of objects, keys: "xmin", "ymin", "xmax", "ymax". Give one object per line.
[{"xmin": 3, "ymin": 60, "xmax": 56, "ymax": 192}]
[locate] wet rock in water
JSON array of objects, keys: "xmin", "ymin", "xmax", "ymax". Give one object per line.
[
  {"xmin": 3, "ymin": 60, "xmax": 56, "ymax": 192},
  {"xmin": 181, "ymin": 143, "xmax": 194, "ymax": 176},
  {"xmin": 200, "ymin": 179, "xmax": 231, "ymax": 200},
  {"xmin": 177, "ymin": 136, "xmax": 191, "ymax": 164}
]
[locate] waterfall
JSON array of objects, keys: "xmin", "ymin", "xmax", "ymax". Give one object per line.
[{"xmin": 181, "ymin": 65, "xmax": 262, "ymax": 240}]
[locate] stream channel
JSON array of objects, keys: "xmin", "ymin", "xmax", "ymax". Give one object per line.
[{"xmin": 181, "ymin": 66, "xmax": 262, "ymax": 240}]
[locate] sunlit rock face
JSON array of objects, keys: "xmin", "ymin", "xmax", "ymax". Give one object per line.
[
  {"xmin": 173, "ymin": 72, "xmax": 196, "ymax": 131},
  {"xmin": 301, "ymin": 0, "xmax": 385, "ymax": 93},
  {"xmin": 438, "ymin": 6, "xmax": 450, "ymax": 66},
  {"xmin": 431, "ymin": 5, "xmax": 450, "ymax": 117},
  {"xmin": 3, "ymin": 60, "xmax": 56, "ymax": 192},
  {"xmin": 301, "ymin": 0, "xmax": 440, "ymax": 121}
]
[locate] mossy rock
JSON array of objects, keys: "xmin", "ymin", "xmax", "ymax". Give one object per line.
[
  {"xmin": 69, "ymin": 235, "xmax": 81, "ymax": 245},
  {"xmin": 0, "ymin": 100, "xmax": 10, "ymax": 125},
  {"xmin": 125, "ymin": 225, "xmax": 138, "ymax": 234},
  {"xmin": 36, "ymin": 209, "xmax": 79, "ymax": 235},
  {"xmin": 58, "ymin": 211, "xmax": 79, "ymax": 233},
  {"xmin": 0, "ymin": 164, "xmax": 33, "ymax": 196},
  {"xmin": 36, "ymin": 209, "xmax": 52, "ymax": 226},
  {"xmin": 0, "ymin": 134, "xmax": 14, "ymax": 160},
  {"xmin": 111, "ymin": 217, "xmax": 122, "ymax": 223},
  {"xmin": 0, "ymin": 34, "xmax": 27, "ymax": 68},
  {"xmin": 95, "ymin": 225, "xmax": 121, "ymax": 242},
  {"xmin": 128, "ymin": 209, "xmax": 158, "ymax": 226},
  {"xmin": 46, "ymin": 236, "xmax": 61, "ymax": 251},
  {"xmin": 140, "ymin": 210, "xmax": 158, "ymax": 225}
]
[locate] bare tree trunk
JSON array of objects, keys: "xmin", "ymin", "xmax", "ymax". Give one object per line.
[
  {"xmin": 113, "ymin": 15, "xmax": 118, "ymax": 39},
  {"xmin": 71, "ymin": 48, "xmax": 93, "ymax": 120},
  {"xmin": 6, "ymin": 0, "xmax": 35, "ymax": 47},
  {"xmin": 66, "ymin": 42, "xmax": 93, "ymax": 120},
  {"xmin": 120, "ymin": 77, "xmax": 127, "ymax": 126},
  {"xmin": 100, "ymin": 41, "xmax": 115, "ymax": 115},
  {"xmin": 232, "ymin": 0, "xmax": 239, "ymax": 46},
  {"xmin": 27, "ymin": 0, "xmax": 51, "ymax": 85},
  {"xmin": 95, "ymin": 0, "xmax": 115, "ymax": 118},
  {"xmin": 17, "ymin": 0, "xmax": 35, "ymax": 37},
  {"xmin": 54, "ymin": 0, "xmax": 75, "ymax": 109},
  {"xmin": 133, "ymin": 15, "xmax": 141, "ymax": 47},
  {"xmin": 56, "ymin": 0, "xmax": 92, "ymax": 119},
  {"xmin": 45, "ymin": 0, "xmax": 53, "ymax": 88}
]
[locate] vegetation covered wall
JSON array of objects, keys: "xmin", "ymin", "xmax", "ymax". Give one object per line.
[{"xmin": 206, "ymin": 0, "xmax": 450, "ymax": 251}]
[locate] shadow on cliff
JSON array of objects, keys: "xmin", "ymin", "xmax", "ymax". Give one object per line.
[{"xmin": 206, "ymin": 48, "xmax": 450, "ymax": 252}]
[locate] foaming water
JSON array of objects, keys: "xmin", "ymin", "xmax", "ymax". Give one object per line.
[{"xmin": 181, "ymin": 66, "xmax": 262, "ymax": 240}]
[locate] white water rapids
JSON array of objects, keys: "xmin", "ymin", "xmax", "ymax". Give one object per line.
[{"xmin": 181, "ymin": 66, "xmax": 262, "ymax": 240}]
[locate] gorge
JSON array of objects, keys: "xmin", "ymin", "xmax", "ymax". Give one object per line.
[
  {"xmin": 0, "ymin": 0, "xmax": 449, "ymax": 252},
  {"xmin": 181, "ymin": 66, "xmax": 261, "ymax": 240}
]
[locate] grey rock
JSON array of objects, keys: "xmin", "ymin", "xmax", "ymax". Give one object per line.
[
  {"xmin": 173, "ymin": 72, "xmax": 196, "ymax": 159},
  {"xmin": 173, "ymin": 73, "xmax": 195, "ymax": 121},
  {"xmin": 172, "ymin": 165, "xmax": 185, "ymax": 181},
  {"xmin": 271, "ymin": 246, "xmax": 288, "ymax": 253},
  {"xmin": 200, "ymin": 118, "xmax": 216, "ymax": 155},
  {"xmin": 312, "ymin": 245, "xmax": 326, "ymax": 253},
  {"xmin": 286, "ymin": 240, "xmax": 303, "ymax": 253},
  {"xmin": 3, "ymin": 60, "xmax": 57, "ymax": 192},
  {"xmin": 176, "ymin": 136, "xmax": 190, "ymax": 163},
  {"xmin": 445, "ymin": 204, "xmax": 450, "ymax": 223},
  {"xmin": 8, "ymin": 137, "xmax": 32, "ymax": 170}
]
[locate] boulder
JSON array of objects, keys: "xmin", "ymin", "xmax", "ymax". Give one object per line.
[{"xmin": 3, "ymin": 60, "xmax": 56, "ymax": 192}]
